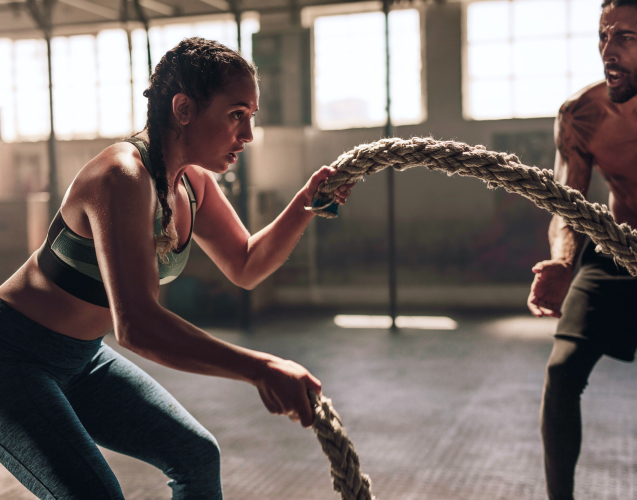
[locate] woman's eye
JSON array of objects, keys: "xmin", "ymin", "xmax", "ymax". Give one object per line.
[{"xmin": 233, "ymin": 111, "xmax": 243, "ymax": 120}]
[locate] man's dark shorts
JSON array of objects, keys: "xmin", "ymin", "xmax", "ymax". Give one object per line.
[{"xmin": 557, "ymin": 240, "xmax": 637, "ymax": 362}]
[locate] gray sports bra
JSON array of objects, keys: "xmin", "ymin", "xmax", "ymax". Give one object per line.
[{"xmin": 37, "ymin": 137, "xmax": 197, "ymax": 308}]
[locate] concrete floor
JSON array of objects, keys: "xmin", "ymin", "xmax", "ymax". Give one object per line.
[{"xmin": 1, "ymin": 311, "xmax": 637, "ymax": 499}]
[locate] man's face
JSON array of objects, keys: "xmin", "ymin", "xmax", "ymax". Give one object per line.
[{"xmin": 599, "ymin": 5, "xmax": 637, "ymax": 103}]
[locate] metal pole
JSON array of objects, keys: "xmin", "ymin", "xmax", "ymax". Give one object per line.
[
  {"xmin": 45, "ymin": 31, "xmax": 59, "ymax": 221},
  {"xmin": 383, "ymin": 0, "xmax": 397, "ymax": 330},
  {"xmin": 234, "ymin": 5, "xmax": 251, "ymax": 331},
  {"xmin": 132, "ymin": 0, "xmax": 152, "ymax": 77},
  {"xmin": 126, "ymin": 28, "xmax": 135, "ymax": 132},
  {"xmin": 26, "ymin": 0, "xmax": 58, "ymax": 221},
  {"xmin": 122, "ymin": 0, "xmax": 136, "ymax": 133}
]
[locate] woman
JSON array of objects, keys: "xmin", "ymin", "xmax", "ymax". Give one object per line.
[{"xmin": 0, "ymin": 37, "xmax": 352, "ymax": 499}]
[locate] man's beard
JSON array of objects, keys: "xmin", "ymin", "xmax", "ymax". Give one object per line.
[{"xmin": 606, "ymin": 68, "xmax": 637, "ymax": 103}]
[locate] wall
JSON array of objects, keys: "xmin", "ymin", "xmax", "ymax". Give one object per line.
[
  {"xmin": 0, "ymin": 2, "xmax": 608, "ymax": 317},
  {"xmin": 255, "ymin": 2, "xmax": 573, "ymax": 311}
]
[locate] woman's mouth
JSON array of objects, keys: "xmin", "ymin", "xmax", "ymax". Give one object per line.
[{"xmin": 228, "ymin": 152, "xmax": 238, "ymax": 164}]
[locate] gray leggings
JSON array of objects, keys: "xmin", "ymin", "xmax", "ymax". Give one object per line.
[
  {"xmin": 0, "ymin": 300, "xmax": 222, "ymax": 500},
  {"xmin": 541, "ymin": 336, "xmax": 604, "ymax": 500}
]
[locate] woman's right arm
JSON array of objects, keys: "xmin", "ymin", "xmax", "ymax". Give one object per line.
[{"xmin": 85, "ymin": 158, "xmax": 320, "ymax": 427}]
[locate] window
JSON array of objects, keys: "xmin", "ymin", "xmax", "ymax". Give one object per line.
[
  {"xmin": 310, "ymin": 5, "xmax": 423, "ymax": 130},
  {"xmin": 0, "ymin": 15, "xmax": 259, "ymax": 142},
  {"xmin": 464, "ymin": 0, "xmax": 603, "ymax": 120}
]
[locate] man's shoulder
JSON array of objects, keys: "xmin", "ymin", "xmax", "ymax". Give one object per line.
[{"xmin": 558, "ymin": 80, "xmax": 606, "ymax": 119}]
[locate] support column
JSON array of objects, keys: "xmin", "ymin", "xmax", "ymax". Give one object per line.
[
  {"xmin": 234, "ymin": 3, "xmax": 251, "ymax": 330},
  {"xmin": 122, "ymin": 0, "xmax": 136, "ymax": 133},
  {"xmin": 26, "ymin": 0, "xmax": 58, "ymax": 221},
  {"xmin": 383, "ymin": 0, "xmax": 397, "ymax": 330},
  {"xmin": 132, "ymin": 0, "xmax": 152, "ymax": 77}
]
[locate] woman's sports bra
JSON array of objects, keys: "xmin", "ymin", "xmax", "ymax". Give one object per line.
[{"xmin": 36, "ymin": 137, "xmax": 197, "ymax": 308}]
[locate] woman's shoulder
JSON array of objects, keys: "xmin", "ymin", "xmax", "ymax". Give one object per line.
[
  {"xmin": 59, "ymin": 142, "xmax": 156, "ymax": 239},
  {"xmin": 75, "ymin": 142, "xmax": 155, "ymax": 197}
]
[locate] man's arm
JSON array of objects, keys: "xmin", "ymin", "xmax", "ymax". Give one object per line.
[{"xmin": 528, "ymin": 97, "xmax": 595, "ymax": 318}]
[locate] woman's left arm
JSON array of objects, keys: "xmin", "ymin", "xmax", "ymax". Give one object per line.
[{"xmin": 190, "ymin": 165, "xmax": 353, "ymax": 289}]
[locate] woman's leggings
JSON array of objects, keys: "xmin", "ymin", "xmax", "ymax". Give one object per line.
[
  {"xmin": 0, "ymin": 300, "xmax": 222, "ymax": 500},
  {"xmin": 540, "ymin": 336, "xmax": 604, "ymax": 500}
]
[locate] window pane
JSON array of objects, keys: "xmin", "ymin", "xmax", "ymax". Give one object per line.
[
  {"xmin": 97, "ymin": 30, "xmax": 130, "ymax": 84},
  {"xmin": 241, "ymin": 17, "xmax": 260, "ymax": 62},
  {"xmin": 467, "ymin": 1, "xmax": 509, "ymax": 43},
  {"xmin": 469, "ymin": 80, "xmax": 512, "ymax": 119},
  {"xmin": 97, "ymin": 30, "xmax": 131, "ymax": 137},
  {"xmin": 570, "ymin": 0, "xmax": 602, "ymax": 35},
  {"xmin": 389, "ymin": 9, "xmax": 422, "ymax": 125},
  {"xmin": 315, "ymin": 9, "xmax": 421, "ymax": 130},
  {"xmin": 468, "ymin": 42, "xmax": 511, "ymax": 79},
  {"xmin": 15, "ymin": 39, "xmax": 48, "ymax": 89},
  {"xmin": 570, "ymin": 35, "xmax": 603, "ymax": 77},
  {"xmin": 513, "ymin": 0, "xmax": 567, "ymax": 39},
  {"xmin": 514, "ymin": 76, "xmax": 567, "ymax": 117},
  {"xmin": 465, "ymin": 0, "xmax": 601, "ymax": 120},
  {"xmin": 194, "ymin": 20, "xmax": 238, "ymax": 50},
  {"xmin": 52, "ymin": 35, "xmax": 98, "ymax": 138},
  {"xmin": 0, "ymin": 39, "xmax": 15, "ymax": 141},
  {"xmin": 14, "ymin": 39, "xmax": 49, "ymax": 138},
  {"xmin": 99, "ymin": 84, "xmax": 131, "ymax": 137},
  {"xmin": 570, "ymin": 74, "xmax": 602, "ymax": 94},
  {"xmin": 16, "ymin": 87, "xmax": 49, "ymax": 138},
  {"xmin": 513, "ymin": 39, "xmax": 567, "ymax": 77},
  {"xmin": 315, "ymin": 12, "xmax": 386, "ymax": 129}
]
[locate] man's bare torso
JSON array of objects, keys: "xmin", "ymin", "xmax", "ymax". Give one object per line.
[{"xmin": 560, "ymin": 80, "xmax": 637, "ymax": 228}]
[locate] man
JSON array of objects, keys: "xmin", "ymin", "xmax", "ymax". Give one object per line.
[{"xmin": 527, "ymin": 1, "xmax": 637, "ymax": 498}]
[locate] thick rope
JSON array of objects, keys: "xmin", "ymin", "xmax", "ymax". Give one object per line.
[
  {"xmin": 309, "ymin": 137, "xmax": 637, "ymax": 276},
  {"xmin": 309, "ymin": 391, "xmax": 376, "ymax": 500}
]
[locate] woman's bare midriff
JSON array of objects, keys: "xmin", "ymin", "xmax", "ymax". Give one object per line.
[{"xmin": 0, "ymin": 253, "xmax": 114, "ymax": 340}]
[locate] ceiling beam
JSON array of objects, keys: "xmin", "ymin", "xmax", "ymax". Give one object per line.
[
  {"xmin": 137, "ymin": 0, "xmax": 175, "ymax": 16},
  {"xmin": 58, "ymin": 0, "xmax": 120, "ymax": 19},
  {"xmin": 196, "ymin": 0, "xmax": 230, "ymax": 12}
]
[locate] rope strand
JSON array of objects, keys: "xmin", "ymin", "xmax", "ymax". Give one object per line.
[
  {"xmin": 309, "ymin": 391, "xmax": 376, "ymax": 500},
  {"xmin": 309, "ymin": 137, "xmax": 637, "ymax": 276}
]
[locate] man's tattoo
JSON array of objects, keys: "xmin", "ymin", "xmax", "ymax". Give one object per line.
[{"xmin": 556, "ymin": 97, "xmax": 598, "ymax": 166}]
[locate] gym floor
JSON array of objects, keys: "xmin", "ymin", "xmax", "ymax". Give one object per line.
[{"xmin": 1, "ymin": 310, "xmax": 636, "ymax": 500}]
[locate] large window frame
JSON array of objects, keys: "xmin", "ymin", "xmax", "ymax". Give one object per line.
[
  {"xmin": 0, "ymin": 12, "xmax": 259, "ymax": 143},
  {"xmin": 302, "ymin": 1, "xmax": 426, "ymax": 131},
  {"xmin": 462, "ymin": 0, "xmax": 603, "ymax": 121}
]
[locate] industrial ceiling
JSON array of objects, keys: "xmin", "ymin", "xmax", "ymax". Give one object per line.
[{"xmin": 0, "ymin": 0, "xmax": 376, "ymax": 37}]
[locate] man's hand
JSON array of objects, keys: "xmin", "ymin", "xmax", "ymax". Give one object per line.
[{"xmin": 527, "ymin": 260, "xmax": 574, "ymax": 318}]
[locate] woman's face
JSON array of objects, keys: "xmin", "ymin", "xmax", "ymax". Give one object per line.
[{"xmin": 183, "ymin": 72, "xmax": 259, "ymax": 173}]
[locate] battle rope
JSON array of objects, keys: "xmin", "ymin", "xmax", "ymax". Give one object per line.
[
  {"xmin": 309, "ymin": 391, "xmax": 376, "ymax": 500},
  {"xmin": 308, "ymin": 137, "xmax": 637, "ymax": 276}
]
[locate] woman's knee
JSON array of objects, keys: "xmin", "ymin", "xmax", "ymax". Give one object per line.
[{"xmin": 167, "ymin": 431, "xmax": 222, "ymax": 499}]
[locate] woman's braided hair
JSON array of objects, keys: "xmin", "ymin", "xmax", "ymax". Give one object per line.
[{"xmin": 142, "ymin": 37, "xmax": 257, "ymax": 258}]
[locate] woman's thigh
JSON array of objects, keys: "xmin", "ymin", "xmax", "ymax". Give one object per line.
[
  {"xmin": 66, "ymin": 344, "xmax": 222, "ymax": 499},
  {"xmin": 0, "ymin": 361, "xmax": 124, "ymax": 500}
]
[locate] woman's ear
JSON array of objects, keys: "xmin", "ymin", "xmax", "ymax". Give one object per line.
[{"xmin": 172, "ymin": 93, "xmax": 193, "ymax": 126}]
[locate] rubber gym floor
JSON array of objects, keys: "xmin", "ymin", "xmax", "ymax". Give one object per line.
[{"xmin": 1, "ymin": 310, "xmax": 636, "ymax": 500}]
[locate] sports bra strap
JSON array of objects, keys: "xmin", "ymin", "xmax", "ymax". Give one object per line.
[{"xmin": 123, "ymin": 137, "xmax": 155, "ymax": 178}]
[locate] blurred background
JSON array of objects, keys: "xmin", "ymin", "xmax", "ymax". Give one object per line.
[
  {"xmin": 0, "ymin": 0, "xmax": 610, "ymax": 326},
  {"xmin": 4, "ymin": 2, "xmax": 637, "ymax": 500}
]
